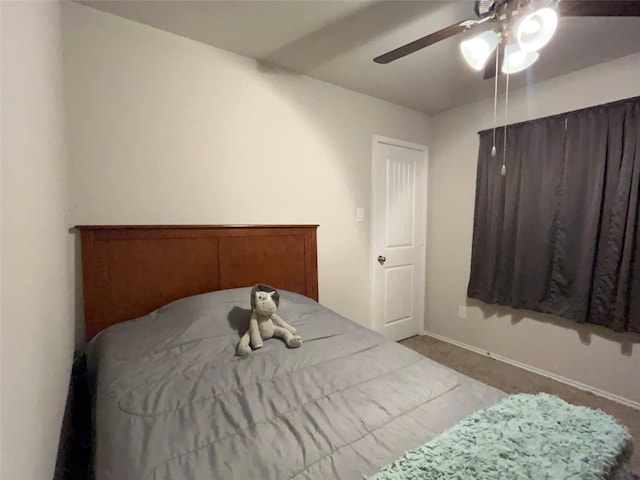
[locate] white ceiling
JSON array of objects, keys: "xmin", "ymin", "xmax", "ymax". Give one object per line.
[{"xmin": 76, "ymin": 0, "xmax": 640, "ymax": 114}]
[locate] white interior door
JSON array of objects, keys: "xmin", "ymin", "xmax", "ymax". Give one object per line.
[{"xmin": 371, "ymin": 136, "xmax": 427, "ymax": 341}]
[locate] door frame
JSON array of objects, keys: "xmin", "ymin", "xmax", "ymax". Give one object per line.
[{"xmin": 370, "ymin": 135, "xmax": 429, "ymax": 337}]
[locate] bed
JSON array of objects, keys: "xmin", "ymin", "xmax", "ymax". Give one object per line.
[{"xmin": 76, "ymin": 225, "xmax": 635, "ymax": 480}]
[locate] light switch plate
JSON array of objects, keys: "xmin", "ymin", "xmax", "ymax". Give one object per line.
[
  {"xmin": 458, "ymin": 306, "xmax": 467, "ymax": 319},
  {"xmin": 356, "ymin": 208, "xmax": 365, "ymax": 223}
]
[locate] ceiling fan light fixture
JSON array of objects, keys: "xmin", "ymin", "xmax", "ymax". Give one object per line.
[
  {"xmin": 460, "ymin": 30, "xmax": 499, "ymax": 70},
  {"xmin": 516, "ymin": 7, "xmax": 558, "ymax": 52},
  {"xmin": 502, "ymin": 43, "xmax": 539, "ymax": 74}
]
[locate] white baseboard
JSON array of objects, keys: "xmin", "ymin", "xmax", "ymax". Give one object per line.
[{"xmin": 418, "ymin": 330, "xmax": 640, "ymax": 411}]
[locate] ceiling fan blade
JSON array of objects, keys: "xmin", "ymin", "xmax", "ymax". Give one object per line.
[
  {"xmin": 374, "ymin": 21, "xmax": 473, "ymax": 64},
  {"xmin": 483, "ymin": 42, "xmax": 505, "ymax": 80},
  {"xmin": 558, "ymin": 0, "xmax": 640, "ymax": 16}
]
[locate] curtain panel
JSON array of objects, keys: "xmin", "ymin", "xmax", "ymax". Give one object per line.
[{"xmin": 468, "ymin": 97, "xmax": 640, "ymax": 333}]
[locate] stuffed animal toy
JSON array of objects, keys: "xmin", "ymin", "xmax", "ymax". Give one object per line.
[{"xmin": 236, "ymin": 284, "xmax": 302, "ymax": 356}]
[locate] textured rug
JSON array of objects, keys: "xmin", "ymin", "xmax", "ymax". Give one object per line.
[{"xmin": 370, "ymin": 393, "xmax": 632, "ymax": 480}]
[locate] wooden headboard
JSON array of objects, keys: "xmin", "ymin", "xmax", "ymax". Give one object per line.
[{"xmin": 76, "ymin": 225, "xmax": 318, "ymax": 340}]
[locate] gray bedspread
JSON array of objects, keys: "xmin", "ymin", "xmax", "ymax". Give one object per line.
[{"xmin": 87, "ymin": 288, "xmax": 634, "ymax": 480}]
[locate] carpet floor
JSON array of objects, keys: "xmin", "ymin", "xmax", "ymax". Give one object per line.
[{"xmin": 399, "ymin": 335, "xmax": 640, "ymax": 474}]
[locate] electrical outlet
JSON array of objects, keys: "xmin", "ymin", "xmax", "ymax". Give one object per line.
[
  {"xmin": 458, "ymin": 306, "xmax": 467, "ymax": 319},
  {"xmin": 356, "ymin": 208, "xmax": 365, "ymax": 223}
]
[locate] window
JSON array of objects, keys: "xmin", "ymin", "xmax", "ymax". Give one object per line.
[{"xmin": 468, "ymin": 96, "xmax": 640, "ymax": 333}]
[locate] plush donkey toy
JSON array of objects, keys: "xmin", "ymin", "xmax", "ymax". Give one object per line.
[{"xmin": 236, "ymin": 284, "xmax": 302, "ymax": 356}]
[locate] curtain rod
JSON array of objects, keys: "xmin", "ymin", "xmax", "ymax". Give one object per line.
[{"xmin": 477, "ymin": 95, "xmax": 640, "ymax": 135}]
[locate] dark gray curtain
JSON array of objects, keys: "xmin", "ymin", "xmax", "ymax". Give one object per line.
[{"xmin": 468, "ymin": 97, "xmax": 640, "ymax": 333}]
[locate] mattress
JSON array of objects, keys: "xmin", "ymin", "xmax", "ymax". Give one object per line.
[{"xmin": 86, "ymin": 288, "xmax": 635, "ymax": 480}]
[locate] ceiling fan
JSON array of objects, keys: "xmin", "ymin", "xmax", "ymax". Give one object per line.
[{"xmin": 373, "ymin": 0, "xmax": 640, "ymax": 79}]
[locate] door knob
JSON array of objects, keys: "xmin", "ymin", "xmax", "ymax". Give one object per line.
[{"xmin": 377, "ymin": 255, "xmax": 386, "ymax": 265}]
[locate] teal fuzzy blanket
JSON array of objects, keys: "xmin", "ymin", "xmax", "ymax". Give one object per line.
[{"xmin": 370, "ymin": 393, "xmax": 632, "ymax": 480}]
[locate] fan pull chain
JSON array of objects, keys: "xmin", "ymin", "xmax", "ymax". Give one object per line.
[
  {"xmin": 491, "ymin": 44, "xmax": 500, "ymax": 157},
  {"xmin": 501, "ymin": 73, "xmax": 510, "ymax": 177}
]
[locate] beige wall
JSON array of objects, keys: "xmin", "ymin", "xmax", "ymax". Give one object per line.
[
  {"xmin": 427, "ymin": 52, "xmax": 640, "ymax": 405},
  {"xmin": 1, "ymin": 1, "xmax": 74, "ymax": 478},
  {"xmin": 62, "ymin": 2, "xmax": 430, "ymax": 337}
]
